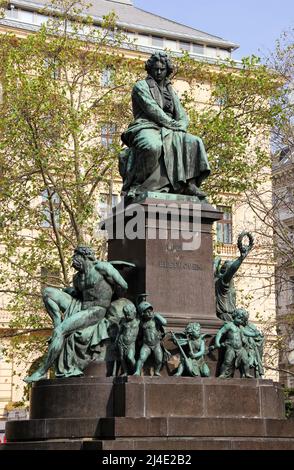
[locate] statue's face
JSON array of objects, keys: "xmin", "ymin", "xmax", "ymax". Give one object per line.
[
  {"xmin": 143, "ymin": 307, "xmax": 154, "ymax": 320},
  {"xmin": 234, "ymin": 313, "xmax": 243, "ymax": 326},
  {"xmin": 72, "ymin": 252, "xmax": 85, "ymax": 272},
  {"xmin": 125, "ymin": 307, "xmax": 136, "ymax": 321},
  {"xmin": 220, "ymin": 260, "xmax": 233, "ymax": 274},
  {"xmin": 186, "ymin": 323, "xmax": 201, "ymax": 338},
  {"xmin": 150, "ymin": 60, "xmax": 167, "ymax": 84}
]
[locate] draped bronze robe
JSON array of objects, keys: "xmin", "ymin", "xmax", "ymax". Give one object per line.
[{"xmin": 120, "ymin": 77, "xmax": 210, "ymax": 195}]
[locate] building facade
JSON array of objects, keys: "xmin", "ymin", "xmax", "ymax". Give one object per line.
[{"xmin": 273, "ymin": 146, "xmax": 294, "ymax": 388}]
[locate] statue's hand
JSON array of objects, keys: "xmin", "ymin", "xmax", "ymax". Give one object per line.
[
  {"xmin": 166, "ymin": 120, "xmax": 186, "ymax": 132},
  {"xmin": 63, "ymin": 287, "xmax": 76, "ymax": 296}
]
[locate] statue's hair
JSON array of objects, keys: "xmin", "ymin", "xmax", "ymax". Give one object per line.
[
  {"xmin": 233, "ymin": 308, "xmax": 249, "ymax": 320},
  {"xmin": 123, "ymin": 303, "xmax": 137, "ymax": 315},
  {"xmin": 74, "ymin": 246, "xmax": 96, "ymax": 261},
  {"xmin": 145, "ymin": 52, "xmax": 174, "ymax": 77},
  {"xmin": 185, "ymin": 322, "xmax": 201, "ymax": 334}
]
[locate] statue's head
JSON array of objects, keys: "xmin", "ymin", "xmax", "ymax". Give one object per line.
[
  {"xmin": 232, "ymin": 308, "xmax": 248, "ymax": 326},
  {"xmin": 72, "ymin": 246, "xmax": 96, "ymax": 271},
  {"xmin": 145, "ymin": 52, "xmax": 174, "ymax": 83},
  {"xmin": 185, "ymin": 322, "xmax": 201, "ymax": 339},
  {"xmin": 123, "ymin": 303, "xmax": 137, "ymax": 321},
  {"xmin": 219, "ymin": 260, "xmax": 234, "ymax": 275},
  {"xmin": 138, "ymin": 301, "xmax": 154, "ymax": 320}
]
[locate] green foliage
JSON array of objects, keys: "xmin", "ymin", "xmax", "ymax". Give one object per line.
[
  {"xmin": 4, "ymin": 400, "xmax": 28, "ymax": 412},
  {"xmin": 0, "ymin": 1, "xmax": 289, "ymax": 367},
  {"xmin": 173, "ymin": 54, "xmax": 285, "ymax": 199},
  {"xmin": 0, "ymin": 0, "xmax": 7, "ymax": 19},
  {"xmin": 0, "ymin": 1, "xmax": 143, "ymax": 362}
]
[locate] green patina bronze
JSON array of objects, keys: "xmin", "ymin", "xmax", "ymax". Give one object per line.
[
  {"xmin": 116, "ymin": 303, "xmax": 140, "ymax": 376},
  {"xmin": 242, "ymin": 309, "xmax": 264, "ymax": 378},
  {"xmin": 213, "ymin": 308, "xmax": 264, "ymax": 379},
  {"xmin": 172, "ymin": 323, "xmax": 210, "ymax": 377},
  {"xmin": 214, "ymin": 231, "xmax": 254, "ymax": 321},
  {"xmin": 134, "ymin": 299, "xmax": 167, "ymax": 376},
  {"xmin": 24, "ymin": 247, "xmax": 133, "ymax": 383},
  {"xmin": 119, "ymin": 52, "xmax": 210, "ymax": 201}
]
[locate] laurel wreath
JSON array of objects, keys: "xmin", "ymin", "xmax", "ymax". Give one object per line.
[{"xmin": 237, "ymin": 231, "xmax": 254, "ymax": 254}]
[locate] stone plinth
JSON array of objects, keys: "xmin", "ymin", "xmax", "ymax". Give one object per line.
[
  {"xmin": 107, "ymin": 193, "xmax": 223, "ymax": 332},
  {"xmin": 4, "ymin": 376, "xmax": 294, "ymax": 450}
]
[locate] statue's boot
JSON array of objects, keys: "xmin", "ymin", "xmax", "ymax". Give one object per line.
[
  {"xmin": 184, "ymin": 183, "xmax": 207, "ymax": 199},
  {"xmin": 218, "ymin": 372, "xmax": 231, "ymax": 379},
  {"xmin": 243, "ymin": 365, "xmax": 254, "ymax": 379},
  {"xmin": 24, "ymin": 370, "xmax": 47, "ymax": 383}
]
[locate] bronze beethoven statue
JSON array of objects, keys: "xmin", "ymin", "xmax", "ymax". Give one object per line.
[{"xmin": 119, "ymin": 52, "xmax": 210, "ymax": 201}]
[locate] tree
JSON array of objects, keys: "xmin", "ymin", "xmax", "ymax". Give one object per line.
[
  {"xmin": 0, "ymin": 0, "xmax": 144, "ymax": 366},
  {"xmin": 241, "ymin": 28, "xmax": 294, "ymax": 383},
  {"xmin": 0, "ymin": 1, "xmax": 287, "ymax": 372}
]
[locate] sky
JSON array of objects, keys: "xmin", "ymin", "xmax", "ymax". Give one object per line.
[{"xmin": 133, "ymin": 0, "xmax": 294, "ymax": 60}]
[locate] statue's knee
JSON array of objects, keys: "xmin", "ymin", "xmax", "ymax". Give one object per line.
[
  {"xmin": 43, "ymin": 287, "xmax": 55, "ymax": 299},
  {"xmin": 138, "ymin": 141, "xmax": 161, "ymax": 157},
  {"xmin": 149, "ymin": 142, "xmax": 162, "ymax": 156}
]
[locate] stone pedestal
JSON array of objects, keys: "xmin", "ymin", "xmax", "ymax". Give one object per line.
[
  {"xmin": 107, "ymin": 193, "xmax": 223, "ymax": 332},
  {"xmin": 2, "ymin": 376, "xmax": 294, "ymax": 450},
  {"xmin": 3, "ymin": 196, "xmax": 292, "ymax": 451}
]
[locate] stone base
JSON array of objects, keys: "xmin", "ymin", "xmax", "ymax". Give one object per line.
[
  {"xmin": 2, "ymin": 376, "xmax": 294, "ymax": 450},
  {"xmin": 3, "ymin": 423, "xmax": 294, "ymax": 450}
]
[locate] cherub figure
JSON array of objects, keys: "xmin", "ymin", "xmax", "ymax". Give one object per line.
[
  {"xmin": 134, "ymin": 301, "xmax": 167, "ymax": 376},
  {"xmin": 172, "ymin": 322, "xmax": 210, "ymax": 377},
  {"xmin": 240, "ymin": 309, "xmax": 264, "ymax": 378},
  {"xmin": 214, "ymin": 309, "xmax": 253, "ymax": 378},
  {"xmin": 116, "ymin": 303, "xmax": 140, "ymax": 376}
]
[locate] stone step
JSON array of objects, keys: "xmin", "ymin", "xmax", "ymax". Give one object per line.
[
  {"xmin": 5, "ymin": 416, "xmax": 294, "ymax": 441},
  {"xmin": 2, "ymin": 435, "xmax": 294, "ymax": 451}
]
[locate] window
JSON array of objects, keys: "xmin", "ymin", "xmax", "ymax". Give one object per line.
[
  {"xmin": 206, "ymin": 46, "xmax": 217, "ymax": 58},
  {"xmin": 19, "ymin": 9, "xmax": 34, "ymax": 24},
  {"xmin": 101, "ymin": 67, "xmax": 113, "ymax": 87},
  {"xmin": 101, "ymin": 124, "xmax": 116, "ymax": 148},
  {"xmin": 98, "ymin": 193, "xmax": 120, "ymax": 221},
  {"xmin": 138, "ymin": 34, "xmax": 151, "ymax": 46},
  {"xmin": 40, "ymin": 267, "xmax": 60, "ymax": 288},
  {"xmin": 217, "ymin": 48, "xmax": 231, "ymax": 59},
  {"xmin": 44, "ymin": 57, "xmax": 60, "ymax": 80},
  {"xmin": 288, "ymin": 338, "xmax": 294, "ymax": 367},
  {"xmin": 216, "ymin": 206, "xmax": 232, "ymax": 244},
  {"xmin": 192, "ymin": 43, "xmax": 204, "ymax": 55},
  {"xmin": 289, "ymin": 276, "xmax": 294, "ymax": 305},
  {"xmin": 6, "ymin": 5, "xmax": 18, "ymax": 19},
  {"xmin": 179, "ymin": 41, "xmax": 191, "ymax": 52},
  {"xmin": 152, "ymin": 36, "xmax": 164, "ymax": 48},
  {"xmin": 41, "ymin": 189, "xmax": 60, "ymax": 228}
]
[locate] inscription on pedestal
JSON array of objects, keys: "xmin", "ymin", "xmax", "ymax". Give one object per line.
[{"xmin": 159, "ymin": 260, "xmax": 203, "ymax": 271}]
